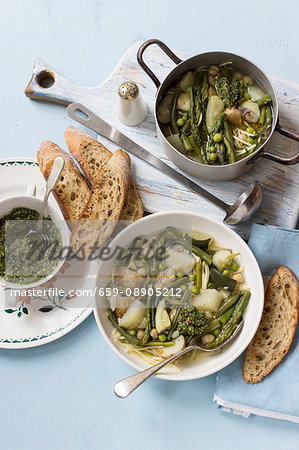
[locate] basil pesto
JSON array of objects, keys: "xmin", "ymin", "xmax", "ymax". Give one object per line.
[{"xmin": 0, "ymin": 207, "xmax": 63, "ymax": 284}]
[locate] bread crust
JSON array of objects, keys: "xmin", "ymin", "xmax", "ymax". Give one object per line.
[
  {"xmin": 64, "ymin": 126, "xmax": 112, "ymax": 185},
  {"xmin": 37, "ymin": 140, "xmax": 90, "ymax": 227},
  {"xmin": 243, "ymin": 266, "xmax": 298, "ymax": 383},
  {"xmin": 70, "ymin": 149, "xmax": 131, "ymax": 253},
  {"xmin": 64, "ymin": 126, "xmax": 143, "ymax": 221}
]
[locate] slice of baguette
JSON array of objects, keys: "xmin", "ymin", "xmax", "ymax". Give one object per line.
[
  {"xmin": 243, "ymin": 266, "xmax": 298, "ymax": 383},
  {"xmin": 64, "ymin": 126, "xmax": 143, "ymax": 222},
  {"xmin": 37, "ymin": 141, "xmax": 90, "ymax": 228},
  {"xmin": 70, "ymin": 149, "xmax": 130, "ymax": 255}
]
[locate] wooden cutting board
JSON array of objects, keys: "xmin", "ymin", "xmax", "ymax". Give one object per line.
[{"xmin": 25, "ymin": 41, "xmax": 299, "ymax": 239}]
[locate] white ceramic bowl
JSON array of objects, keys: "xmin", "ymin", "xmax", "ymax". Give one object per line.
[
  {"xmin": 94, "ymin": 211, "xmax": 264, "ymax": 381},
  {"xmin": 0, "ymin": 193, "xmax": 70, "ymax": 289}
]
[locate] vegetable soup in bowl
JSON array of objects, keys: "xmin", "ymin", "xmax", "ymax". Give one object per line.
[{"xmin": 94, "ymin": 211, "xmax": 264, "ymax": 381}]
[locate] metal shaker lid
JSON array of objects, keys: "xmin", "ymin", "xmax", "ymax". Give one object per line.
[{"xmin": 118, "ymin": 81, "xmax": 139, "ymax": 100}]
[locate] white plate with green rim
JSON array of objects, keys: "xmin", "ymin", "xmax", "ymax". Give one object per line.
[{"xmin": 0, "ymin": 158, "xmax": 94, "ymax": 349}]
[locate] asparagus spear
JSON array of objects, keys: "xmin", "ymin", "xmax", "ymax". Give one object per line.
[
  {"xmin": 171, "ymin": 92, "xmax": 179, "ymax": 134},
  {"xmin": 206, "ymin": 291, "xmax": 251, "ymax": 348},
  {"xmin": 223, "ymin": 136, "xmax": 235, "ymax": 164},
  {"xmin": 216, "ymin": 292, "xmax": 241, "ymax": 317}
]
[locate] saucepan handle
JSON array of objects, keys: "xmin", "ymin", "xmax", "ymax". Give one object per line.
[
  {"xmin": 248, "ymin": 122, "xmax": 299, "ymax": 166},
  {"xmin": 137, "ymin": 39, "xmax": 182, "ymax": 89}
]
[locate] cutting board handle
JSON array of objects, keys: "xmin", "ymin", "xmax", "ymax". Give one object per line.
[{"xmin": 25, "ymin": 59, "xmax": 83, "ymax": 105}]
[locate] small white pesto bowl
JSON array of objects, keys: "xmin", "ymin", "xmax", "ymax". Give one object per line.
[
  {"xmin": 94, "ymin": 211, "xmax": 264, "ymax": 381},
  {"xmin": 0, "ymin": 189, "xmax": 69, "ymax": 290}
]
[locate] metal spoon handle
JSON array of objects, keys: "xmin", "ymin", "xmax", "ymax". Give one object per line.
[
  {"xmin": 113, "ymin": 345, "xmax": 196, "ymax": 398},
  {"xmin": 37, "ymin": 157, "xmax": 65, "ymax": 227},
  {"xmin": 67, "ymin": 103, "xmax": 232, "ymax": 214}
]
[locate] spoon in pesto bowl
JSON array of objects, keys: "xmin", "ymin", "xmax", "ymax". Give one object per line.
[{"xmin": 25, "ymin": 157, "xmax": 65, "ymax": 250}]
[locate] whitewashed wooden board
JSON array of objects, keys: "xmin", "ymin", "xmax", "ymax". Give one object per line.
[{"xmin": 26, "ymin": 41, "xmax": 299, "ymax": 239}]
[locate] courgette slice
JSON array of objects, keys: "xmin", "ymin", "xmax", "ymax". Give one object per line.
[{"xmin": 210, "ymin": 267, "xmax": 237, "ymax": 291}]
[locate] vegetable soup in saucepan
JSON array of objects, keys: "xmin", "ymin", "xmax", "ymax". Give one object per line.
[
  {"xmin": 104, "ymin": 227, "xmax": 250, "ymax": 368},
  {"xmin": 158, "ymin": 63, "xmax": 272, "ymax": 166}
]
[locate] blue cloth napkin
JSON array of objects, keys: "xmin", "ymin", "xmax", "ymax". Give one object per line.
[{"xmin": 214, "ymin": 223, "xmax": 299, "ymax": 423}]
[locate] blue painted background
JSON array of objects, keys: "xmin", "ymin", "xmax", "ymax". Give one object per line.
[{"xmin": 1, "ymin": 0, "xmax": 299, "ymax": 448}]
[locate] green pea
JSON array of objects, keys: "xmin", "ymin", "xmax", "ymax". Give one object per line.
[
  {"xmin": 140, "ymin": 257, "xmax": 147, "ymax": 264},
  {"xmin": 222, "ymin": 269, "xmax": 230, "ymax": 276},
  {"xmin": 192, "ymin": 286, "xmax": 200, "ymax": 295},
  {"xmin": 159, "ymin": 262, "xmax": 166, "ymax": 271},
  {"xmin": 176, "ymin": 272, "xmax": 184, "ymax": 278},
  {"xmin": 180, "ymin": 284, "xmax": 187, "ymax": 292},
  {"xmin": 129, "ymin": 329, "xmax": 137, "ymax": 336},
  {"xmin": 247, "ymin": 137, "xmax": 254, "ymax": 144},
  {"xmin": 177, "ymin": 118, "xmax": 185, "ymax": 127},
  {"xmin": 230, "ymin": 262, "xmax": 239, "ymax": 272},
  {"xmin": 189, "ymin": 273, "xmax": 195, "ymax": 282},
  {"xmin": 209, "ymin": 153, "xmax": 217, "ymax": 162},
  {"xmin": 158, "ymin": 333, "xmax": 167, "ymax": 342},
  {"xmin": 213, "ymin": 133, "xmax": 223, "ymax": 143},
  {"xmin": 182, "ymin": 115, "xmax": 188, "ymax": 121},
  {"xmin": 246, "ymin": 127, "xmax": 255, "ymax": 134},
  {"xmin": 209, "ymin": 146, "xmax": 216, "ymax": 153}
]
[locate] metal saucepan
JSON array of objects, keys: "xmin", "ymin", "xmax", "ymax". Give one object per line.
[{"xmin": 137, "ymin": 39, "xmax": 299, "ymax": 181}]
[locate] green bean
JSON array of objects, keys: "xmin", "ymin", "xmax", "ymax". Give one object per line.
[
  {"xmin": 140, "ymin": 295, "xmax": 151, "ymax": 346},
  {"xmin": 171, "ymin": 92, "xmax": 179, "ymax": 134},
  {"xmin": 216, "ymin": 142, "xmax": 226, "ymax": 165},
  {"xmin": 223, "ymin": 136, "xmax": 235, "ymax": 164},
  {"xmin": 182, "ymin": 121, "xmax": 190, "ymax": 134},
  {"xmin": 196, "ymin": 262, "xmax": 202, "ymax": 288},
  {"xmin": 210, "ymin": 267, "xmax": 237, "ymax": 291},
  {"xmin": 216, "ymin": 292, "xmax": 241, "ymax": 317},
  {"xmin": 191, "ymin": 244, "xmax": 212, "ymax": 265},
  {"xmin": 180, "ymin": 133, "xmax": 193, "ymax": 152},
  {"xmin": 224, "ymin": 119, "xmax": 234, "ymax": 149},
  {"xmin": 190, "ymin": 86, "xmax": 195, "ymax": 124},
  {"xmin": 259, "ymin": 105, "xmax": 266, "ymax": 125},
  {"xmin": 106, "ymin": 306, "xmax": 140, "ymax": 345},
  {"xmin": 150, "ymin": 293, "xmax": 157, "ymax": 329},
  {"xmin": 218, "ymin": 306, "xmax": 234, "ymax": 326},
  {"xmin": 264, "ymin": 105, "xmax": 272, "ymax": 129},
  {"xmin": 167, "ymin": 289, "xmax": 190, "ymax": 340},
  {"xmin": 206, "ymin": 291, "xmax": 251, "ymax": 348},
  {"xmin": 167, "ymin": 307, "xmax": 181, "ymax": 340},
  {"xmin": 145, "ymin": 341, "xmax": 174, "ymax": 347},
  {"xmin": 201, "ymin": 147, "xmax": 209, "ymax": 165},
  {"xmin": 257, "ymin": 95, "xmax": 272, "ymax": 107},
  {"xmin": 189, "ymin": 134, "xmax": 202, "ymax": 157}
]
